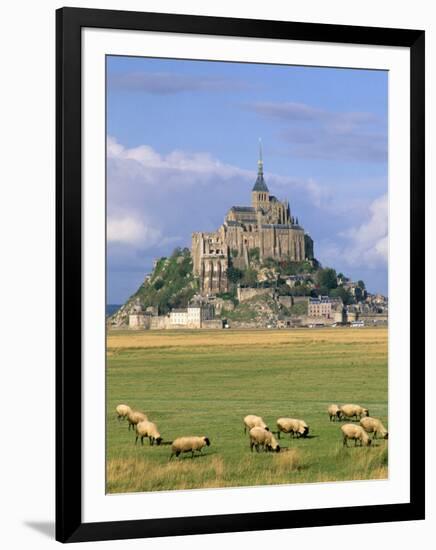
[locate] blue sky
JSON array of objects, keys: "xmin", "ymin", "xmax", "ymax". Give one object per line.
[{"xmin": 107, "ymin": 56, "xmax": 388, "ymax": 304}]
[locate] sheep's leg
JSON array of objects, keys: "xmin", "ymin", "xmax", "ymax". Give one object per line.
[
  {"xmin": 135, "ymin": 435, "xmax": 138, "ymax": 445},
  {"xmin": 277, "ymin": 431, "xmax": 281, "ymax": 439},
  {"xmin": 250, "ymin": 441, "xmax": 254, "ymax": 452},
  {"xmin": 343, "ymin": 437, "xmax": 348, "ymax": 447},
  {"xmin": 191, "ymin": 450, "xmax": 194, "ymax": 458},
  {"xmin": 141, "ymin": 436, "xmax": 144, "ymax": 446}
]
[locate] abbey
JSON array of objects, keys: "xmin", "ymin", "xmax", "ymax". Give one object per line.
[{"xmin": 192, "ymin": 145, "xmax": 314, "ymax": 294}]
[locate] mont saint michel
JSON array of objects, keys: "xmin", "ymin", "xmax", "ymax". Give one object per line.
[{"xmin": 192, "ymin": 144, "xmax": 314, "ymax": 295}]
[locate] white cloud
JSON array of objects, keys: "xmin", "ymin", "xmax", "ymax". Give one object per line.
[
  {"xmin": 107, "ymin": 136, "xmax": 252, "ymax": 180},
  {"xmin": 107, "ymin": 216, "xmax": 161, "ymax": 247},
  {"xmin": 318, "ymin": 194, "xmax": 388, "ymax": 270},
  {"xmin": 344, "ymin": 193, "xmax": 388, "ymax": 266}
]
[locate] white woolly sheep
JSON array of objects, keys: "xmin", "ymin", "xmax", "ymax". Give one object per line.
[
  {"xmin": 249, "ymin": 427, "xmax": 280, "ymax": 453},
  {"xmin": 276, "ymin": 418, "xmax": 309, "ymax": 438},
  {"xmin": 135, "ymin": 420, "xmax": 163, "ymax": 446},
  {"xmin": 341, "ymin": 423, "xmax": 371, "ymax": 447},
  {"xmin": 127, "ymin": 410, "xmax": 147, "ymax": 431},
  {"xmin": 327, "ymin": 404, "xmax": 342, "ymax": 421},
  {"xmin": 170, "ymin": 436, "xmax": 211, "ymax": 459},
  {"xmin": 340, "ymin": 404, "xmax": 369, "ymax": 421},
  {"xmin": 360, "ymin": 416, "xmax": 388, "ymax": 439},
  {"xmin": 115, "ymin": 404, "xmax": 132, "ymax": 422},
  {"xmin": 243, "ymin": 414, "xmax": 269, "ymax": 433}
]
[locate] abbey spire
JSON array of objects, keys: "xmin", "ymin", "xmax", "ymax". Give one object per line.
[{"xmin": 252, "ymin": 139, "xmax": 270, "ymax": 208}]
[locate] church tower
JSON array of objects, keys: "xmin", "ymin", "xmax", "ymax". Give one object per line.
[{"xmin": 252, "ymin": 139, "xmax": 270, "ymax": 210}]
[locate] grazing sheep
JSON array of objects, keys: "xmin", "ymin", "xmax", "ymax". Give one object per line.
[
  {"xmin": 340, "ymin": 404, "xmax": 369, "ymax": 421},
  {"xmin": 276, "ymin": 418, "xmax": 309, "ymax": 438},
  {"xmin": 135, "ymin": 420, "xmax": 163, "ymax": 446},
  {"xmin": 243, "ymin": 414, "xmax": 269, "ymax": 433},
  {"xmin": 115, "ymin": 404, "xmax": 132, "ymax": 422},
  {"xmin": 249, "ymin": 427, "xmax": 280, "ymax": 453},
  {"xmin": 360, "ymin": 416, "xmax": 388, "ymax": 439},
  {"xmin": 127, "ymin": 410, "xmax": 147, "ymax": 431},
  {"xmin": 170, "ymin": 436, "xmax": 211, "ymax": 459},
  {"xmin": 341, "ymin": 423, "xmax": 371, "ymax": 447},
  {"xmin": 327, "ymin": 404, "xmax": 342, "ymax": 421}
]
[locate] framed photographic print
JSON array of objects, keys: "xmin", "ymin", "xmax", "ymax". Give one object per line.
[{"xmin": 56, "ymin": 7, "xmax": 425, "ymax": 543}]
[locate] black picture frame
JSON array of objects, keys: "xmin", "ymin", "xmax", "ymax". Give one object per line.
[{"xmin": 56, "ymin": 7, "xmax": 425, "ymax": 543}]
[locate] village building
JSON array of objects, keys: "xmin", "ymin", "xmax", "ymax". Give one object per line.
[
  {"xmin": 169, "ymin": 303, "xmax": 215, "ymax": 328},
  {"xmin": 308, "ymin": 296, "xmax": 343, "ymax": 320}
]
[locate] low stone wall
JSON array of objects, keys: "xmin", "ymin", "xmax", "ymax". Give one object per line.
[
  {"xmin": 293, "ymin": 296, "xmax": 309, "ymax": 304},
  {"xmin": 301, "ymin": 315, "xmax": 336, "ymax": 326},
  {"xmin": 128, "ymin": 314, "xmax": 152, "ymax": 329},
  {"xmin": 150, "ymin": 316, "xmax": 170, "ymax": 330},
  {"xmin": 359, "ymin": 313, "xmax": 388, "ymax": 324},
  {"xmin": 201, "ymin": 319, "xmax": 223, "ymax": 329}
]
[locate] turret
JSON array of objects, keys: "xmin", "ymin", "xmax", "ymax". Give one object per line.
[{"xmin": 252, "ymin": 139, "xmax": 270, "ymax": 210}]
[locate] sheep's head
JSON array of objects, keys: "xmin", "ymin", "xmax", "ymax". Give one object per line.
[
  {"xmin": 384, "ymin": 432, "xmax": 389, "ymax": 440},
  {"xmin": 204, "ymin": 437, "xmax": 211, "ymax": 446},
  {"xmin": 363, "ymin": 409, "xmax": 369, "ymax": 417},
  {"xmin": 367, "ymin": 439, "xmax": 372, "ymax": 446},
  {"xmin": 302, "ymin": 426, "xmax": 309, "ymax": 437},
  {"xmin": 275, "ymin": 445, "xmax": 281, "ymax": 453},
  {"xmin": 156, "ymin": 437, "xmax": 163, "ymax": 446}
]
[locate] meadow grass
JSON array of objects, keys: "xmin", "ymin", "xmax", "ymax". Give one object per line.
[{"xmin": 106, "ymin": 327, "xmax": 388, "ymax": 493}]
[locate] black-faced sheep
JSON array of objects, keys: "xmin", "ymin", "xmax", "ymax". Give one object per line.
[
  {"xmin": 340, "ymin": 404, "xmax": 369, "ymax": 421},
  {"xmin": 243, "ymin": 414, "xmax": 269, "ymax": 433},
  {"xmin": 341, "ymin": 423, "xmax": 371, "ymax": 447},
  {"xmin": 249, "ymin": 427, "xmax": 280, "ymax": 453},
  {"xmin": 127, "ymin": 410, "xmax": 147, "ymax": 431},
  {"xmin": 276, "ymin": 418, "xmax": 309, "ymax": 438},
  {"xmin": 327, "ymin": 404, "xmax": 342, "ymax": 421},
  {"xmin": 135, "ymin": 420, "xmax": 163, "ymax": 446},
  {"xmin": 360, "ymin": 416, "xmax": 388, "ymax": 439},
  {"xmin": 170, "ymin": 436, "xmax": 211, "ymax": 459},
  {"xmin": 115, "ymin": 404, "xmax": 132, "ymax": 422}
]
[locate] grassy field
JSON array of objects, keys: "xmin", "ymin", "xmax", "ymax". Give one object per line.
[{"xmin": 106, "ymin": 327, "xmax": 388, "ymax": 493}]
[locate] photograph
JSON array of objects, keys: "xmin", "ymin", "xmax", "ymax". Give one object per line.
[{"xmin": 105, "ymin": 55, "xmax": 389, "ymax": 494}]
